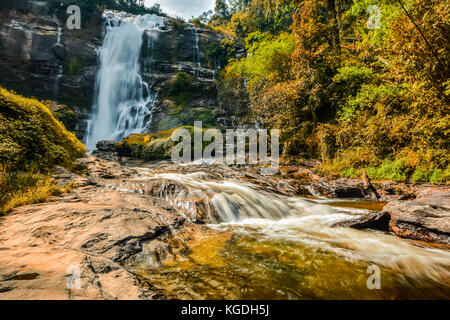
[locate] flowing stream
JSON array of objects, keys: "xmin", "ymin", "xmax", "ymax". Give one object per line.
[
  {"xmin": 115, "ymin": 169, "xmax": 450, "ymax": 299},
  {"xmin": 84, "ymin": 12, "xmax": 167, "ymax": 150}
]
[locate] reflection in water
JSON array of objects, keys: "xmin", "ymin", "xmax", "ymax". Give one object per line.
[{"xmin": 122, "ymin": 171, "xmax": 450, "ymax": 299}]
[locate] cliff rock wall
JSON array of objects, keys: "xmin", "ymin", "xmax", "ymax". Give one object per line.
[{"xmin": 0, "ymin": 1, "xmax": 229, "ymax": 141}]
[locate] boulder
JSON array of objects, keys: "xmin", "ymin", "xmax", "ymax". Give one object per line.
[
  {"xmin": 333, "ymin": 211, "xmax": 390, "ymax": 231},
  {"xmin": 328, "ymin": 179, "xmax": 375, "ymax": 199},
  {"xmin": 51, "ymin": 43, "xmax": 66, "ymax": 60},
  {"xmin": 383, "ymin": 194, "xmax": 450, "ymax": 245},
  {"xmin": 96, "ymin": 140, "xmax": 118, "ymax": 152}
]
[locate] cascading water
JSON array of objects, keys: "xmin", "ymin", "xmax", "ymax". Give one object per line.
[
  {"xmin": 189, "ymin": 24, "xmax": 201, "ymax": 78},
  {"xmin": 84, "ymin": 12, "xmax": 167, "ymax": 150},
  {"xmin": 114, "ymin": 168, "xmax": 450, "ymax": 298},
  {"xmin": 52, "ymin": 11, "xmax": 63, "ymax": 101}
]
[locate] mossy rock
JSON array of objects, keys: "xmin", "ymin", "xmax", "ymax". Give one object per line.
[
  {"xmin": 117, "ymin": 126, "xmax": 215, "ymax": 162},
  {"xmin": 0, "ymin": 87, "xmax": 85, "ymax": 171}
]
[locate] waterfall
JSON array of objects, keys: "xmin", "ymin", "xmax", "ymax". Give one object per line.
[
  {"xmin": 52, "ymin": 11, "xmax": 63, "ymax": 101},
  {"xmin": 84, "ymin": 11, "xmax": 167, "ymax": 150},
  {"xmin": 189, "ymin": 24, "xmax": 201, "ymax": 78}
]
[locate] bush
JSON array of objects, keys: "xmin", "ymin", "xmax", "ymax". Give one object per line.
[
  {"xmin": 341, "ymin": 167, "xmax": 360, "ymax": 179},
  {"xmin": 64, "ymin": 59, "xmax": 84, "ymax": 76},
  {"xmin": 166, "ymin": 72, "xmax": 195, "ymax": 106},
  {"xmin": 366, "ymin": 159, "xmax": 410, "ymax": 182}
]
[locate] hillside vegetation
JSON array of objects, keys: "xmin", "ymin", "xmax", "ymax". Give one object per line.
[
  {"xmin": 0, "ymin": 87, "xmax": 85, "ymax": 214},
  {"xmin": 207, "ymin": 0, "xmax": 449, "ymax": 183}
]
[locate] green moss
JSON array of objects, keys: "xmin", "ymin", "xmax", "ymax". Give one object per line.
[
  {"xmin": 0, "ymin": 87, "xmax": 85, "ymax": 171},
  {"xmin": 46, "ymin": 103, "xmax": 78, "ymax": 131},
  {"xmin": 184, "ymin": 108, "xmax": 215, "ymax": 127}
]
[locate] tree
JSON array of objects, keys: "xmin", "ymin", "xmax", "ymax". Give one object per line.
[{"xmin": 214, "ymin": 0, "xmax": 231, "ymax": 22}]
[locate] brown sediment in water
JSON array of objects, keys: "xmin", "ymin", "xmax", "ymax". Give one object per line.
[{"xmin": 327, "ymin": 201, "xmax": 387, "ymax": 212}]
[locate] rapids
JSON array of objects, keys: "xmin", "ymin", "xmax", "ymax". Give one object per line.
[{"xmin": 116, "ymin": 168, "xmax": 450, "ymax": 299}]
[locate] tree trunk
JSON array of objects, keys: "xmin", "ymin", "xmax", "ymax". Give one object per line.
[{"xmin": 327, "ymin": 0, "xmax": 340, "ymax": 50}]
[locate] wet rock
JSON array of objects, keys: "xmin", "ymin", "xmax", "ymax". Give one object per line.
[
  {"xmin": 96, "ymin": 140, "xmax": 118, "ymax": 153},
  {"xmin": 329, "ymin": 179, "xmax": 367, "ymax": 198},
  {"xmin": 333, "ymin": 211, "xmax": 390, "ymax": 232},
  {"xmin": 383, "ymin": 194, "xmax": 450, "ymax": 245},
  {"xmin": 51, "ymin": 43, "xmax": 66, "ymax": 60}
]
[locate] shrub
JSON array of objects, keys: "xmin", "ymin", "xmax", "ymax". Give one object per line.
[
  {"xmin": 166, "ymin": 72, "xmax": 195, "ymax": 106},
  {"xmin": 63, "ymin": 59, "xmax": 84, "ymax": 76},
  {"xmin": 341, "ymin": 167, "xmax": 360, "ymax": 179},
  {"xmin": 410, "ymin": 168, "xmax": 432, "ymax": 183},
  {"xmin": 366, "ymin": 159, "xmax": 410, "ymax": 182}
]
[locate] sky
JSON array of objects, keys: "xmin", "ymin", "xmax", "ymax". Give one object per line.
[{"xmin": 145, "ymin": 0, "xmax": 215, "ymax": 20}]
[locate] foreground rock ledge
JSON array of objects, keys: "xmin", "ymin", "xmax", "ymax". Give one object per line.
[
  {"xmin": 0, "ymin": 158, "xmax": 215, "ymax": 300},
  {"xmin": 336, "ymin": 192, "xmax": 450, "ymax": 245},
  {"xmin": 383, "ymin": 194, "xmax": 450, "ymax": 245}
]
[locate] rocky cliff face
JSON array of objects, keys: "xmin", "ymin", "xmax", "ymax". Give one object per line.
[
  {"xmin": 0, "ymin": 1, "xmax": 229, "ymax": 141},
  {"xmin": 0, "ymin": 1, "xmax": 102, "ymax": 139},
  {"xmin": 142, "ymin": 22, "xmax": 229, "ymax": 133}
]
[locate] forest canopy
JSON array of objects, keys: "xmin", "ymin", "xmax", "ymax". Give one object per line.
[{"xmin": 206, "ymin": 0, "xmax": 449, "ymax": 183}]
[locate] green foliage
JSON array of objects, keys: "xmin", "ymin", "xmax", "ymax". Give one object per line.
[
  {"xmin": 0, "ymin": 87, "xmax": 85, "ymax": 214},
  {"xmin": 343, "ymin": 0, "xmax": 403, "ymax": 46},
  {"xmin": 63, "ymin": 59, "xmax": 84, "ymax": 76},
  {"xmin": 50, "ymin": 107, "xmax": 78, "ymax": 131},
  {"xmin": 215, "ymin": 0, "xmax": 448, "ymax": 184},
  {"xmin": 366, "ymin": 159, "xmax": 409, "ymax": 182},
  {"xmin": 184, "ymin": 109, "xmax": 215, "ymax": 127},
  {"xmin": 166, "ymin": 72, "xmax": 195, "ymax": 106},
  {"xmin": 0, "ymin": 87, "xmax": 85, "ymax": 171},
  {"xmin": 227, "ymin": 32, "xmax": 295, "ymax": 85},
  {"xmin": 48, "ymin": 0, "xmax": 165, "ymax": 17},
  {"xmin": 205, "ymin": 38, "xmax": 237, "ymax": 69},
  {"xmin": 171, "ymin": 18, "xmax": 187, "ymax": 32},
  {"xmin": 341, "ymin": 167, "xmax": 361, "ymax": 179},
  {"xmin": 411, "ymin": 167, "xmax": 449, "ymax": 184}
]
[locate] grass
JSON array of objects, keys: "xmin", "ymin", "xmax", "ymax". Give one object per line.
[{"xmin": 0, "ymin": 172, "xmax": 63, "ymax": 214}]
